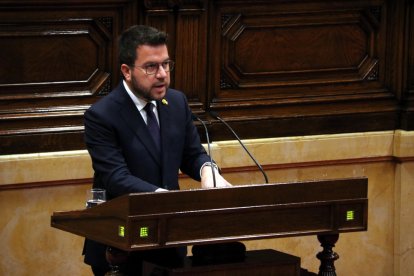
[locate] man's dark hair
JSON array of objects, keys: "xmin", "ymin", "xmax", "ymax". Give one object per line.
[{"xmin": 119, "ymin": 25, "xmax": 168, "ymax": 66}]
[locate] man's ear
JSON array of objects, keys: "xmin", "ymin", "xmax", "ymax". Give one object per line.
[{"xmin": 120, "ymin": 64, "xmax": 131, "ymax": 81}]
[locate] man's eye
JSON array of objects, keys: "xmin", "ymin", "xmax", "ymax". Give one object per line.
[{"xmin": 145, "ymin": 63, "xmax": 158, "ymax": 70}]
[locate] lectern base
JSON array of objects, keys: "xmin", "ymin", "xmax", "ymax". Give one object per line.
[{"xmin": 143, "ymin": 249, "xmax": 302, "ymax": 276}]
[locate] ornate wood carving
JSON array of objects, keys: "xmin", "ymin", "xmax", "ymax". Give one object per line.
[
  {"xmin": 218, "ymin": 8, "xmax": 382, "ymax": 95},
  {"xmin": 203, "ymin": 0, "xmax": 401, "ymax": 143},
  {"xmin": 316, "ymin": 234, "xmax": 340, "ymax": 276},
  {"xmin": 0, "ymin": 0, "xmax": 127, "ymax": 154}
]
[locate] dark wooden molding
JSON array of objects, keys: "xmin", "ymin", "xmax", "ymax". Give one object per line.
[{"xmin": 0, "ymin": 178, "xmax": 92, "ymax": 191}]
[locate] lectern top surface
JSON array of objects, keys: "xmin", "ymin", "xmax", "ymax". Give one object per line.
[{"xmin": 94, "ymin": 177, "xmax": 367, "ymax": 216}]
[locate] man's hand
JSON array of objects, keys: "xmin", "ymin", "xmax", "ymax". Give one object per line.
[{"xmin": 201, "ymin": 166, "xmax": 232, "ymax": 188}]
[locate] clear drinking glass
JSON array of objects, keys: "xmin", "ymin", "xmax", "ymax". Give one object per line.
[{"xmin": 86, "ymin": 188, "xmax": 106, "ymax": 208}]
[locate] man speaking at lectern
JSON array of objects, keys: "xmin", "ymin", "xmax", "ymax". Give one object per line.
[{"xmin": 83, "ymin": 25, "xmax": 231, "ymax": 275}]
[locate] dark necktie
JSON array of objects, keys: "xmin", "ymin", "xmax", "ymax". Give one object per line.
[{"xmin": 144, "ymin": 103, "xmax": 161, "ymax": 151}]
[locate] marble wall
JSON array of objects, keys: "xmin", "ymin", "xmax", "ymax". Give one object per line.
[{"xmin": 0, "ymin": 130, "xmax": 412, "ymax": 275}]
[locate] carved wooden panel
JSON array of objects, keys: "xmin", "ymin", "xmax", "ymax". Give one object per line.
[
  {"xmin": 0, "ymin": 1, "xmax": 132, "ymax": 154},
  {"xmin": 204, "ymin": 0, "xmax": 399, "ymax": 141},
  {"xmin": 210, "ymin": 1, "xmax": 387, "ymax": 102},
  {"xmin": 403, "ymin": 0, "xmax": 414, "ymax": 129},
  {"xmin": 141, "ymin": 0, "xmax": 208, "ymax": 113},
  {"xmin": 221, "ymin": 12, "xmax": 378, "ymax": 91}
]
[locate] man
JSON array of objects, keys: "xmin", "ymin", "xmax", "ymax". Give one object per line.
[{"xmin": 83, "ymin": 25, "xmax": 231, "ymax": 275}]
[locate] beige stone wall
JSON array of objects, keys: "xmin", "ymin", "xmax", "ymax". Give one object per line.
[{"xmin": 0, "ymin": 130, "xmax": 412, "ymax": 275}]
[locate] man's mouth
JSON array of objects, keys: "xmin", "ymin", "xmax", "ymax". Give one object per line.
[{"xmin": 153, "ymin": 83, "xmax": 165, "ymax": 89}]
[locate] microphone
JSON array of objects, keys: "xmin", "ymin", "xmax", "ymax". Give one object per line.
[
  {"xmin": 191, "ymin": 113, "xmax": 217, "ymax": 188},
  {"xmin": 209, "ymin": 111, "xmax": 269, "ymax": 184}
]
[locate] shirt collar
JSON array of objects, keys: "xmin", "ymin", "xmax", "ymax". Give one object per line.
[{"xmin": 123, "ymin": 80, "xmax": 157, "ymax": 111}]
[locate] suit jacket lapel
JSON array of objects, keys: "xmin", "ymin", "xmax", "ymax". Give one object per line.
[
  {"xmin": 115, "ymin": 86, "xmax": 162, "ymax": 166},
  {"xmin": 158, "ymin": 99, "xmax": 170, "ymax": 161},
  {"xmin": 157, "ymin": 97, "xmax": 173, "ymax": 188}
]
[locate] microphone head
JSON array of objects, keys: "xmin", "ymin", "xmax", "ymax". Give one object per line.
[
  {"xmin": 209, "ymin": 111, "xmax": 219, "ymax": 119},
  {"xmin": 191, "ymin": 113, "xmax": 198, "ymax": 121}
]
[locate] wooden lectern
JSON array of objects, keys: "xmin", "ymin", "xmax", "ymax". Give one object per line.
[{"xmin": 51, "ymin": 177, "xmax": 368, "ymax": 275}]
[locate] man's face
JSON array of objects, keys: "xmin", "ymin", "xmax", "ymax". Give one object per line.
[{"xmin": 121, "ymin": 44, "xmax": 170, "ymax": 101}]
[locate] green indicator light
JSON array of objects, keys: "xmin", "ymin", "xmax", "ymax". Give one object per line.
[
  {"xmin": 140, "ymin": 227, "xmax": 149, "ymax": 238},
  {"xmin": 118, "ymin": 226, "xmax": 125, "ymax": 237},
  {"xmin": 346, "ymin": 210, "xmax": 355, "ymax": 221}
]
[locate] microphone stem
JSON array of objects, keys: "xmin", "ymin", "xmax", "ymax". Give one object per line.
[
  {"xmin": 215, "ymin": 115, "xmax": 269, "ymax": 184},
  {"xmin": 195, "ymin": 116, "xmax": 217, "ymax": 188}
]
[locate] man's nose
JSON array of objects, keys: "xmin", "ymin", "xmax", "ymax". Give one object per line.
[{"xmin": 156, "ymin": 65, "xmax": 168, "ymax": 78}]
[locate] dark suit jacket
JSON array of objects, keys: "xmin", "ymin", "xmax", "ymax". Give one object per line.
[{"xmin": 83, "ymin": 83, "xmax": 210, "ymax": 268}]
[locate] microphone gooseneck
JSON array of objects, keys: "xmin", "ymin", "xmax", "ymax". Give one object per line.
[
  {"xmin": 210, "ymin": 111, "xmax": 269, "ymax": 184},
  {"xmin": 191, "ymin": 113, "xmax": 217, "ymax": 188}
]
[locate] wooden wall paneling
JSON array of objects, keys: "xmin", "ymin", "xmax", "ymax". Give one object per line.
[
  {"xmin": 174, "ymin": 2, "xmax": 208, "ymax": 114},
  {"xmin": 402, "ymin": 0, "xmax": 414, "ymax": 129},
  {"xmin": 141, "ymin": 0, "xmax": 176, "ymax": 48},
  {"xmin": 0, "ymin": 0, "xmax": 410, "ymax": 154},
  {"xmin": 0, "ymin": 0, "xmax": 134, "ymax": 154},
  {"xmin": 206, "ymin": 0, "xmax": 399, "ymax": 141},
  {"xmin": 384, "ymin": 0, "xmax": 412, "ymax": 131},
  {"xmin": 141, "ymin": 0, "xmax": 208, "ymax": 114}
]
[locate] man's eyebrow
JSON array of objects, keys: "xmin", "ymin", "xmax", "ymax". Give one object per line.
[{"xmin": 142, "ymin": 58, "xmax": 171, "ymax": 65}]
